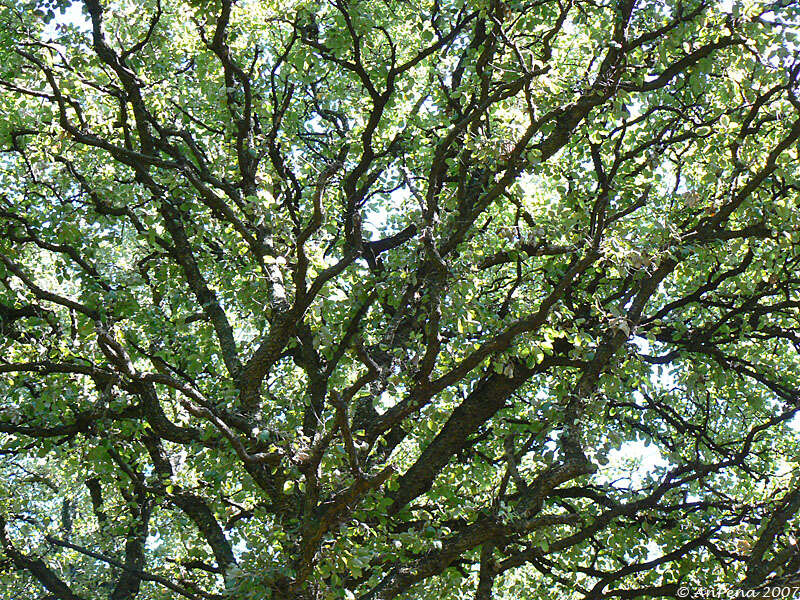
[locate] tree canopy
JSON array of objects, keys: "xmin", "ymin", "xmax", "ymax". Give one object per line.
[{"xmin": 1, "ymin": 0, "xmax": 800, "ymax": 598}]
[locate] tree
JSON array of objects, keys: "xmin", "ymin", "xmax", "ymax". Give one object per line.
[{"xmin": 1, "ymin": 0, "xmax": 800, "ymax": 597}]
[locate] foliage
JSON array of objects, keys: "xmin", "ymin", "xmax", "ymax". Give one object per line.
[{"xmin": 1, "ymin": 0, "xmax": 800, "ymax": 598}]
